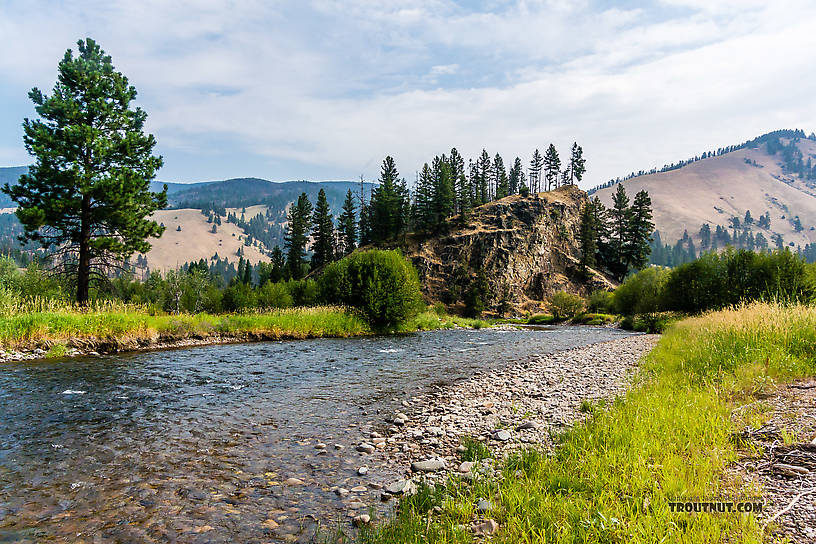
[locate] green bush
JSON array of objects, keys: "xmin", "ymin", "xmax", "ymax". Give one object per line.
[
  {"xmin": 285, "ymin": 278, "xmax": 319, "ymax": 307},
  {"xmin": 318, "ymin": 249, "xmax": 423, "ymax": 329},
  {"xmin": 663, "ymin": 248, "xmax": 814, "ymax": 313},
  {"xmin": 613, "ymin": 266, "xmax": 670, "ymax": 316},
  {"xmin": 548, "ymin": 291, "xmax": 585, "ymax": 320},
  {"xmin": 257, "ymin": 281, "xmax": 293, "ymax": 309},
  {"xmin": 587, "ymin": 289, "xmax": 614, "ymax": 313},
  {"xmin": 222, "ymin": 283, "xmax": 257, "ymax": 312}
]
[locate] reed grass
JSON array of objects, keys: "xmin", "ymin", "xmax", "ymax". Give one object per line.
[{"xmin": 361, "ymin": 302, "xmax": 815, "ymax": 543}]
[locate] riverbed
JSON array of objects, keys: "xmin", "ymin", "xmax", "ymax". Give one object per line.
[{"xmin": 0, "ymin": 326, "xmax": 635, "ymax": 543}]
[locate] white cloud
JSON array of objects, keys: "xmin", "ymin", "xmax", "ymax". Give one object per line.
[{"xmin": 0, "ymin": 0, "xmax": 815, "ymax": 186}]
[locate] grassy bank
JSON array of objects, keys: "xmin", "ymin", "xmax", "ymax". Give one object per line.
[
  {"xmin": 0, "ymin": 302, "xmax": 493, "ymax": 355},
  {"xmin": 362, "ymin": 302, "xmax": 816, "ymax": 543}
]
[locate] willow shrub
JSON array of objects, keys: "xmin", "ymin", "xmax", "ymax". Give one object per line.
[{"xmin": 319, "ymin": 249, "xmax": 423, "ymax": 330}]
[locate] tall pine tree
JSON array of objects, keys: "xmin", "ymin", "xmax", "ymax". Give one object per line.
[
  {"xmin": 625, "ymin": 190, "xmax": 654, "ymax": 272},
  {"xmin": 544, "ymin": 144, "xmax": 561, "ymax": 191},
  {"xmin": 529, "ymin": 149, "xmax": 543, "ymax": 193},
  {"xmin": 493, "ymin": 153, "xmax": 509, "ymax": 199},
  {"xmin": 608, "ymin": 184, "xmax": 633, "ymax": 281},
  {"xmin": 310, "ymin": 188, "xmax": 335, "ymax": 269},
  {"xmin": 284, "ymin": 192, "xmax": 312, "ymax": 279},
  {"xmin": 569, "ymin": 143, "xmax": 586, "ymax": 184},
  {"xmin": 338, "ymin": 189, "xmax": 357, "ymax": 255},
  {"xmin": 509, "ymin": 157, "xmax": 524, "ymax": 195}
]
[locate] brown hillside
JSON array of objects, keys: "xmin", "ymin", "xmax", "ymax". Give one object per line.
[{"xmin": 594, "ymin": 139, "xmax": 816, "ymax": 248}]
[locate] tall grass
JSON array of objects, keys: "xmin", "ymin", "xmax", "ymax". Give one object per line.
[
  {"xmin": 0, "ymin": 305, "xmax": 370, "ymax": 350},
  {"xmin": 363, "ymin": 302, "xmax": 816, "ymax": 543}
]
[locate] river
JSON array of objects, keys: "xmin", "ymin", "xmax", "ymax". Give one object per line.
[{"xmin": 0, "ymin": 326, "xmax": 633, "ymax": 543}]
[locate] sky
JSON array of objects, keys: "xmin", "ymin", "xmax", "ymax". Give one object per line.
[{"xmin": 1, "ymin": 0, "xmax": 815, "ymax": 189}]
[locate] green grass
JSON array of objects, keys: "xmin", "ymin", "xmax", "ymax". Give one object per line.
[
  {"xmin": 361, "ymin": 302, "xmax": 816, "ymax": 543},
  {"xmin": 0, "ymin": 305, "xmax": 371, "ymax": 351},
  {"xmin": 459, "ymin": 436, "xmax": 492, "ymax": 462},
  {"xmin": 571, "ymin": 312, "xmax": 618, "ymax": 326},
  {"xmin": 406, "ymin": 310, "xmax": 491, "ymax": 332},
  {"xmin": 527, "ymin": 314, "xmax": 556, "ymax": 325}
]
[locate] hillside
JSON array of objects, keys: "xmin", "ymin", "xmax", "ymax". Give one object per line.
[
  {"xmin": 398, "ymin": 185, "xmax": 612, "ymax": 314},
  {"xmin": 0, "ymin": 172, "xmax": 372, "ymax": 271},
  {"xmin": 593, "ymin": 130, "xmax": 816, "ymax": 254}
]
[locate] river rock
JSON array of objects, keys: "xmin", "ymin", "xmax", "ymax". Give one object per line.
[
  {"xmin": 458, "ymin": 461, "xmax": 476, "ymax": 473},
  {"xmin": 357, "ymin": 466, "xmax": 369, "ymax": 476},
  {"xmin": 411, "ymin": 458, "xmax": 446, "ymax": 473},
  {"xmin": 335, "ymin": 488, "xmax": 349, "ymax": 497},
  {"xmin": 353, "ymin": 514, "xmax": 371, "ymax": 527},
  {"xmin": 356, "ymin": 443, "xmax": 375, "ymax": 454},
  {"xmin": 284, "ymin": 477, "xmax": 304, "ymax": 486},
  {"xmin": 476, "ymin": 499, "xmax": 494, "ymax": 513},
  {"xmin": 350, "ymin": 485, "xmax": 367, "ymax": 493},
  {"xmin": 492, "ymin": 430, "xmax": 511, "ymax": 442},
  {"xmin": 517, "ymin": 421, "xmax": 539, "ymax": 431},
  {"xmin": 473, "ymin": 519, "xmax": 499, "ymax": 536},
  {"xmin": 385, "ymin": 479, "xmax": 415, "ymax": 495},
  {"xmin": 315, "ymin": 443, "xmax": 326, "ymax": 449}
]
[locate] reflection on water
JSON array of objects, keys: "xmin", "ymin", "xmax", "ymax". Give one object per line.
[{"xmin": 0, "ymin": 327, "xmax": 633, "ymax": 542}]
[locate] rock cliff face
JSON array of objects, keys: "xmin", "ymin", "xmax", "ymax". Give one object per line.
[{"xmin": 400, "ymin": 185, "xmax": 612, "ymax": 314}]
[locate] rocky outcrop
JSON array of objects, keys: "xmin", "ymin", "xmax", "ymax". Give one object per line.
[{"xmin": 401, "ymin": 185, "xmax": 613, "ymax": 314}]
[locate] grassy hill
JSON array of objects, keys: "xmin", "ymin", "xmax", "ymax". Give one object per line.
[{"xmin": 592, "ymin": 130, "xmax": 816, "ymax": 254}]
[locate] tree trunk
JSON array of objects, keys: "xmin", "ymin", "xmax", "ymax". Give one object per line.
[{"xmin": 77, "ymin": 194, "xmax": 91, "ymax": 304}]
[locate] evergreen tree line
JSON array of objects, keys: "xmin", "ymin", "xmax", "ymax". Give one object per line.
[{"xmin": 578, "ymin": 184, "xmax": 654, "ymax": 282}]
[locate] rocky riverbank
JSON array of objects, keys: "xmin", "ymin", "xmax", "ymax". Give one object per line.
[{"xmin": 338, "ymin": 334, "xmax": 659, "ymax": 527}]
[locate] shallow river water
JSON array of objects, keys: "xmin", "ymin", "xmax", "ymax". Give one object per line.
[{"xmin": 0, "ymin": 326, "xmax": 633, "ymax": 543}]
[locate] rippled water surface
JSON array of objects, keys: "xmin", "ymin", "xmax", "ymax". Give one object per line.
[{"xmin": 0, "ymin": 327, "xmax": 633, "ymax": 543}]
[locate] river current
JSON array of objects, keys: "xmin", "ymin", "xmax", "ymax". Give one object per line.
[{"xmin": 0, "ymin": 326, "xmax": 633, "ymax": 543}]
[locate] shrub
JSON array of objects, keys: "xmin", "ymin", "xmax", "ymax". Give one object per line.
[
  {"xmin": 613, "ymin": 266, "xmax": 670, "ymax": 316},
  {"xmin": 663, "ymin": 248, "xmax": 814, "ymax": 313},
  {"xmin": 257, "ymin": 281, "xmax": 293, "ymax": 309},
  {"xmin": 318, "ymin": 249, "xmax": 423, "ymax": 329},
  {"xmin": 222, "ymin": 283, "xmax": 257, "ymax": 312},
  {"xmin": 548, "ymin": 291, "xmax": 585, "ymax": 320},
  {"xmin": 285, "ymin": 279, "xmax": 319, "ymax": 307},
  {"xmin": 587, "ymin": 289, "xmax": 615, "ymax": 313}
]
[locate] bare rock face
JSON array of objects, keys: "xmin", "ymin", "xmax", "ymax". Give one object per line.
[{"xmin": 401, "ymin": 185, "xmax": 612, "ymax": 314}]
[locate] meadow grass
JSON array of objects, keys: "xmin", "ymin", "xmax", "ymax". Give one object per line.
[
  {"xmin": 360, "ymin": 302, "xmax": 816, "ymax": 543},
  {"xmin": 0, "ymin": 304, "xmax": 371, "ymax": 350}
]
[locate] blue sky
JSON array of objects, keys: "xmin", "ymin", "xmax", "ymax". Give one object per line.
[{"xmin": 1, "ymin": 0, "xmax": 815, "ymax": 188}]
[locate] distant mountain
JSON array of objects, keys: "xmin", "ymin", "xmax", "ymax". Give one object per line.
[
  {"xmin": 0, "ymin": 171, "xmax": 374, "ymax": 271},
  {"xmin": 592, "ymin": 129, "xmax": 816, "ymax": 261}
]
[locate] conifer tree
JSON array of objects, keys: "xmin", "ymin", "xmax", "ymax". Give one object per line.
[
  {"xmin": 412, "ymin": 163, "xmax": 434, "ymax": 233},
  {"xmin": 2, "ymin": 39, "xmax": 167, "ymax": 303},
  {"xmin": 493, "ymin": 154, "xmax": 509, "ymax": 199},
  {"xmin": 608, "ymin": 184, "xmax": 632, "ymax": 281},
  {"xmin": 568, "ymin": 143, "xmax": 586, "ymax": 184},
  {"xmin": 529, "ymin": 149, "xmax": 543, "ymax": 193},
  {"xmin": 509, "ymin": 157, "xmax": 524, "ymax": 195},
  {"xmin": 432, "ymin": 155, "xmax": 455, "ymax": 227},
  {"xmin": 311, "ymin": 188, "xmax": 335, "ymax": 269},
  {"xmin": 243, "ymin": 260, "xmax": 253, "ymax": 285},
  {"xmin": 626, "ymin": 190, "xmax": 654, "ymax": 272},
  {"xmin": 368, "ymin": 156, "xmax": 409, "ymax": 243},
  {"xmin": 448, "ymin": 148, "xmax": 466, "ymax": 214},
  {"xmin": 579, "ymin": 201, "xmax": 598, "ymax": 270},
  {"xmin": 544, "ymin": 144, "xmax": 561, "ymax": 191},
  {"xmin": 477, "ymin": 150, "xmax": 491, "ymax": 204},
  {"xmin": 284, "ymin": 192, "xmax": 312, "ymax": 279},
  {"xmin": 338, "ymin": 189, "xmax": 357, "ymax": 255}
]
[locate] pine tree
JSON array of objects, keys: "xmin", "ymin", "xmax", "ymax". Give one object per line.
[
  {"xmin": 493, "ymin": 154, "xmax": 508, "ymax": 199},
  {"xmin": 509, "ymin": 157, "xmax": 524, "ymax": 195},
  {"xmin": 568, "ymin": 143, "xmax": 586, "ymax": 184},
  {"xmin": 448, "ymin": 148, "xmax": 466, "ymax": 214},
  {"xmin": 311, "ymin": 188, "xmax": 335, "ymax": 269},
  {"xmin": 284, "ymin": 192, "xmax": 312, "ymax": 279},
  {"xmin": 543, "ymin": 144, "xmax": 561, "ymax": 191},
  {"xmin": 529, "ymin": 149, "xmax": 543, "ymax": 193},
  {"xmin": 608, "ymin": 184, "xmax": 633, "ymax": 281},
  {"xmin": 338, "ymin": 189, "xmax": 357, "ymax": 255},
  {"xmin": 412, "ymin": 163, "xmax": 434, "ymax": 233},
  {"xmin": 626, "ymin": 190, "xmax": 654, "ymax": 272},
  {"xmin": 579, "ymin": 202, "xmax": 598, "ymax": 270},
  {"xmin": 477, "ymin": 150, "xmax": 491, "ymax": 204},
  {"xmin": 432, "ymin": 155, "xmax": 455, "ymax": 228},
  {"xmin": 368, "ymin": 156, "xmax": 408, "ymax": 243},
  {"xmin": 243, "ymin": 259, "xmax": 253, "ymax": 285},
  {"xmin": 2, "ymin": 39, "xmax": 166, "ymax": 303}
]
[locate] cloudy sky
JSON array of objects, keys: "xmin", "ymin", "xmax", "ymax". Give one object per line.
[{"xmin": 1, "ymin": 0, "xmax": 815, "ymax": 189}]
